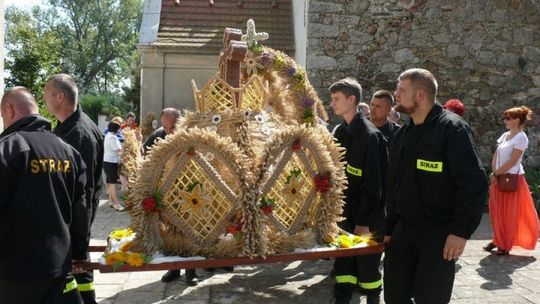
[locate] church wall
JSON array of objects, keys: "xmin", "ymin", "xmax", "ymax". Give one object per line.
[{"xmin": 306, "ymin": 0, "xmax": 540, "ymax": 168}]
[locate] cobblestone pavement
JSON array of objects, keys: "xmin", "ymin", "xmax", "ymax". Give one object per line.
[{"xmin": 91, "ymin": 200, "xmax": 540, "ymax": 304}]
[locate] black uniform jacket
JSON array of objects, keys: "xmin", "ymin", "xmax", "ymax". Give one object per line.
[
  {"xmin": 333, "ymin": 113, "xmax": 388, "ymax": 229},
  {"xmin": 0, "ymin": 115, "xmax": 88, "ymax": 280},
  {"xmin": 378, "ymin": 120, "xmax": 400, "ymax": 142},
  {"xmin": 143, "ymin": 127, "xmax": 167, "ymax": 152},
  {"xmin": 54, "ymin": 107, "xmax": 104, "ymax": 213},
  {"xmin": 386, "ymin": 104, "xmax": 488, "ymax": 239}
]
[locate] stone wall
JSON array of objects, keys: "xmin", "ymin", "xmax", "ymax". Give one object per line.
[{"xmin": 306, "ymin": 0, "xmax": 540, "ymax": 168}]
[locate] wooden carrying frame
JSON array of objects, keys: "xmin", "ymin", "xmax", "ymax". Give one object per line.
[{"xmin": 86, "ymin": 244, "xmax": 384, "ymax": 273}]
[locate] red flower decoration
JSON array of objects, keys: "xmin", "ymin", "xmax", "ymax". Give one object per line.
[
  {"xmin": 226, "ymin": 222, "xmax": 243, "ymax": 234},
  {"xmin": 226, "ymin": 214, "xmax": 244, "ymax": 235},
  {"xmin": 291, "ymin": 139, "xmax": 302, "ymax": 151},
  {"xmin": 142, "ymin": 197, "xmax": 159, "ymax": 213},
  {"xmin": 261, "ymin": 206, "xmax": 273, "ymax": 215},
  {"xmin": 186, "ymin": 148, "xmax": 195, "ymax": 157},
  {"xmin": 314, "ymin": 174, "xmax": 332, "ymax": 193}
]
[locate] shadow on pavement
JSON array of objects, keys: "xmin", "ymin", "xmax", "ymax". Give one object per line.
[
  {"xmin": 468, "ymin": 212, "xmax": 494, "ymax": 241},
  {"xmin": 99, "ymin": 260, "xmax": 344, "ymax": 304},
  {"xmin": 476, "ymin": 254, "xmax": 536, "ymax": 291}
]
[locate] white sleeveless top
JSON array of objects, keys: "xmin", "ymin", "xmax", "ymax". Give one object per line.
[{"xmin": 495, "ymin": 131, "xmax": 528, "ymax": 175}]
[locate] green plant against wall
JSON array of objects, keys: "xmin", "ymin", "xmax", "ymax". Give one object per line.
[
  {"xmin": 525, "ymin": 167, "xmax": 540, "ymax": 216},
  {"xmin": 79, "ymin": 93, "xmax": 133, "ymax": 124}
]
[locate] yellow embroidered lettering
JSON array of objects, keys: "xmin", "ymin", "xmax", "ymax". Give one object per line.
[
  {"xmin": 39, "ymin": 159, "xmax": 48, "ymax": 172},
  {"xmin": 30, "ymin": 160, "xmax": 40, "ymax": 173},
  {"xmin": 57, "ymin": 160, "xmax": 64, "ymax": 172},
  {"xmin": 29, "ymin": 158, "xmax": 71, "ymax": 173},
  {"xmin": 64, "ymin": 160, "xmax": 71, "ymax": 173},
  {"xmin": 49, "ymin": 159, "xmax": 56, "ymax": 172}
]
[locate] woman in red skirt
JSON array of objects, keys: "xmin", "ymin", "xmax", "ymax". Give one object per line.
[{"xmin": 485, "ymin": 106, "xmax": 539, "ymax": 255}]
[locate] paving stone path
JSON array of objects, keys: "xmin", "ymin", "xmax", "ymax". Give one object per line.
[{"xmin": 91, "ymin": 200, "xmax": 540, "ymax": 304}]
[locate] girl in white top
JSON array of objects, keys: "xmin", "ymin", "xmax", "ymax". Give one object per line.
[
  {"xmin": 485, "ymin": 106, "xmax": 538, "ymax": 255},
  {"xmin": 102, "ymin": 120, "xmax": 125, "ymax": 211}
]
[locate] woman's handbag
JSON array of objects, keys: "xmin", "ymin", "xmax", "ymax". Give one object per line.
[
  {"xmin": 495, "ymin": 138, "xmax": 519, "ymax": 192},
  {"xmin": 498, "ymin": 173, "xmax": 518, "ymax": 192}
]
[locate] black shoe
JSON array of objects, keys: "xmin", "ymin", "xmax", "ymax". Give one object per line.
[
  {"xmin": 483, "ymin": 242, "xmax": 497, "ymax": 252},
  {"xmin": 186, "ymin": 269, "xmax": 199, "ymax": 286},
  {"xmin": 333, "ymin": 298, "xmax": 350, "ymax": 304},
  {"xmin": 366, "ymin": 294, "xmax": 380, "ymax": 304},
  {"xmin": 161, "ymin": 270, "xmax": 180, "ymax": 283},
  {"xmin": 494, "ymin": 249, "xmax": 510, "ymax": 256}
]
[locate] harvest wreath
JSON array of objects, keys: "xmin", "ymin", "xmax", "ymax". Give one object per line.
[{"xmin": 98, "ymin": 20, "xmax": 381, "ymax": 268}]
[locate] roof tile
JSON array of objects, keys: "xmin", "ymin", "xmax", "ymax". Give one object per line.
[{"xmin": 157, "ymin": 0, "xmax": 294, "ymax": 53}]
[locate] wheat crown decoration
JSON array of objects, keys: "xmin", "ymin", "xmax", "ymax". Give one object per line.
[{"xmin": 124, "ymin": 19, "xmax": 347, "ymax": 258}]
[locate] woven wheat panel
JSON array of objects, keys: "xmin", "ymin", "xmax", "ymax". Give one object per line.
[
  {"xmin": 202, "ymin": 78, "xmax": 235, "ymax": 112},
  {"xmin": 162, "ymin": 160, "xmax": 232, "ymax": 241},
  {"xmin": 240, "ymin": 78, "xmax": 266, "ymax": 111},
  {"xmin": 266, "ymin": 154, "xmax": 315, "ymax": 229}
]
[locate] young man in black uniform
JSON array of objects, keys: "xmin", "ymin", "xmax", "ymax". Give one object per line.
[
  {"xmin": 384, "ymin": 68, "xmax": 488, "ymax": 304},
  {"xmin": 329, "ymin": 78, "xmax": 387, "ymax": 304},
  {"xmin": 44, "ymin": 74, "xmax": 104, "ymax": 303},
  {"xmin": 369, "ymin": 90, "xmax": 400, "ymax": 141},
  {"xmin": 0, "ymin": 87, "xmax": 88, "ymax": 304}
]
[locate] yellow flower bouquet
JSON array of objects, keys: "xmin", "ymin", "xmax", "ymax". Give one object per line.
[
  {"xmin": 102, "ymin": 228, "xmax": 150, "ymax": 269},
  {"xmin": 330, "ymin": 233, "xmax": 378, "ymax": 249}
]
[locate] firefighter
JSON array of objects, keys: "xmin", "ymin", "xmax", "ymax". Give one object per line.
[
  {"xmin": 329, "ymin": 78, "xmax": 387, "ymax": 304},
  {"xmin": 44, "ymin": 74, "xmax": 104, "ymax": 304},
  {"xmin": 369, "ymin": 89, "xmax": 400, "ymax": 141},
  {"xmin": 0, "ymin": 87, "xmax": 88, "ymax": 304},
  {"xmin": 384, "ymin": 68, "xmax": 488, "ymax": 304}
]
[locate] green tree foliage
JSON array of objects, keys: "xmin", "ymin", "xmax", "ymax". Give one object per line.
[
  {"xmin": 45, "ymin": 0, "xmax": 143, "ymax": 93},
  {"xmin": 79, "ymin": 93, "xmax": 126, "ymax": 123},
  {"xmin": 4, "ymin": 6, "xmax": 62, "ymax": 117},
  {"xmin": 122, "ymin": 52, "xmax": 142, "ymax": 115},
  {"xmin": 4, "ymin": 0, "xmax": 143, "ymax": 120}
]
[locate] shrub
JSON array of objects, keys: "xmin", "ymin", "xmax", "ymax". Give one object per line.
[{"xmin": 525, "ymin": 167, "xmax": 540, "ymax": 216}]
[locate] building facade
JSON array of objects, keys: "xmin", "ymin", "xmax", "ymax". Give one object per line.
[{"xmin": 138, "ymin": 0, "xmax": 540, "ymax": 167}]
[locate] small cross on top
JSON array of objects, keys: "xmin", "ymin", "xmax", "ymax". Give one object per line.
[{"xmin": 241, "ymin": 19, "xmax": 269, "ymax": 48}]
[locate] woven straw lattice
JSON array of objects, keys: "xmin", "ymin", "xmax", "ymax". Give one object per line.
[
  {"xmin": 255, "ymin": 125, "xmax": 346, "ymax": 245},
  {"xmin": 264, "ymin": 153, "xmax": 315, "ymax": 231},
  {"xmin": 194, "ymin": 74, "xmax": 268, "ymax": 113},
  {"xmin": 161, "ymin": 158, "xmax": 234, "ymax": 244},
  {"xmin": 239, "ymin": 77, "xmax": 266, "ymax": 111},
  {"xmin": 200, "ymin": 75, "xmax": 236, "ymax": 112},
  {"xmin": 128, "ymin": 128, "xmax": 252, "ymax": 256}
]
